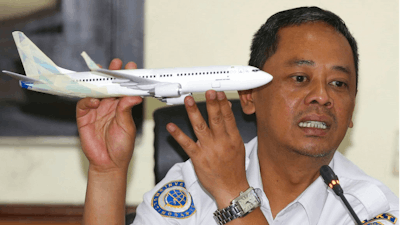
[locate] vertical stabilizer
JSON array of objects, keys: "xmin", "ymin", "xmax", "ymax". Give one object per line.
[{"xmin": 12, "ymin": 31, "xmax": 75, "ymax": 77}]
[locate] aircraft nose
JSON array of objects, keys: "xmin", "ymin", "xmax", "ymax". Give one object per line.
[
  {"xmin": 243, "ymin": 70, "xmax": 272, "ymax": 90},
  {"xmin": 258, "ymin": 71, "xmax": 273, "ymax": 85}
]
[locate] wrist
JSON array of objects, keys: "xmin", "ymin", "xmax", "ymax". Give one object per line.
[
  {"xmin": 88, "ymin": 164, "xmax": 128, "ymax": 180},
  {"xmin": 214, "ymin": 182, "xmax": 250, "ymax": 209},
  {"xmin": 213, "ymin": 187, "xmax": 262, "ymax": 225},
  {"xmin": 84, "ymin": 164, "xmax": 128, "ymax": 225}
]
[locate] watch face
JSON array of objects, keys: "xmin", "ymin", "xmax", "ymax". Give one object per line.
[{"xmin": 236, "ymin": 190, "xmax": 260, "ymax": 213}]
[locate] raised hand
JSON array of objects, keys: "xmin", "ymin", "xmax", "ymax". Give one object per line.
[
  {"xmin": 77, "ymin": 59, "xmax": 142, "ymax": 173},
  {"xmin": 167, "ymin": 90, "xmax": 249, "ymax": 209},
  {"xmin": 79, "ymin": 59, "xmax": 142, "ymax": 225}
]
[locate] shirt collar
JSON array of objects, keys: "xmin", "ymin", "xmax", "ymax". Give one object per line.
[
  {"xmin": 244, "ymin": 137, "xmax": 331, "ymax": 225},
  {"xmin": 296, "ymin": 175, "xmax": 328, "ymax": 225},
  {"xmin": 244, "ymin": 137, "xmax": 274, "ymax": 222},
  {"xmin": 245, "ymin": 137, "xmax": 261, "ymax": 188}
]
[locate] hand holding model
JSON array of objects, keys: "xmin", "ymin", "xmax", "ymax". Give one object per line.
[
  {"xmin": 167, "ymin": 91, "xmax": 268, "ymax": 224},
  {"xmin": 167, "ymin": 91, "xmax": 249, "ymax": 209},
  {"xmin": 78, "ymin": 59, "xmax": 142, "ymax": 225}
]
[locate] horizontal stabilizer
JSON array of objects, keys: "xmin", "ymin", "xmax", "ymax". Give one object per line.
[
  {"xmin": 2, "ymin": 70, "xmax": 43, "ymax": 83},
  {"xmin": 81, "ymin": 51, "xmax": 100, "ymax": 70}
]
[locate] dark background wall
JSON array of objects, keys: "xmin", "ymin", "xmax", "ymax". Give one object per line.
[{"xmin": 0, "ymin": 0, "xmax": 144, "ymax": 136}]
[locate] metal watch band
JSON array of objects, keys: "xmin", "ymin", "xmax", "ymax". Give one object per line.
[
  {"xmin": 213, "ymin": 187, "xmax": 262, "ymax": 225},
  {"xmin": 213, "ymin": 204, "xmax": 242, "ymax": 225}
]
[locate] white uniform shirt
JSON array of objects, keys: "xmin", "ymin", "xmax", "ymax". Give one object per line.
[{"xmin": 132, "ymin": 137, "xmax": 399, "ymax": 225}]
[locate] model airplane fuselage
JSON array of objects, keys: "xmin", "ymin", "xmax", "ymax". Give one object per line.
[{"xmin": 2, "ymin": 31, "xmax": 273, "ymax": 105}]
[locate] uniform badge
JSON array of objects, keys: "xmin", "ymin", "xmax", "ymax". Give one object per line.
[
  {"xmin": 362, "ymin": 213, "xmax": 397, "ymax": 224},
  {"xmin": 152, "ymin": 180, "xmax": 196, "ymax": 219}
]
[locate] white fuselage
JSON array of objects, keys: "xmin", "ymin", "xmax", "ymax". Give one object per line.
[{"xmin": 58, "ymin": 65, "xmax": 271, "ymax": 98}]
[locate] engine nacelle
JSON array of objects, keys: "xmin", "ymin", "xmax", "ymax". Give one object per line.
[
  {"xmin": 160, "ymin": 93, "xmax": 192, "ymax": 105},
  {"xmin": 154, "ymin": 83, "xmax": 181, "ymax": 97}
]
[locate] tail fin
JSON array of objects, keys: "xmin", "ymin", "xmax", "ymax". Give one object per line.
[
  {"xmin": 81, "ymin": 51, "xmax": 100, "ymax": 70},
  {"xmin": 12, "ymin": 31, "xmax": 75, "ymax": 77}
]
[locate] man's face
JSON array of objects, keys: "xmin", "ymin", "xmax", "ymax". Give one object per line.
[{"xmin": 249, "ymin": 22, "xmax": 356, "ymax": 157}]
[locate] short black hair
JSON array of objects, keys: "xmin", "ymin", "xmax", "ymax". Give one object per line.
[{"xmin": 249, "ymin": 6, "xmax": 359, "ymax": 89}]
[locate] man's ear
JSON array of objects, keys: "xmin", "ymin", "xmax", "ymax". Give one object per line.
[
  {"xmin": 349, "ymin": 97, "xmax": 356, "ymax": 128},
  {"xmin": 238, "ymin": 89, "xmax": 256, "ymax": 115}
]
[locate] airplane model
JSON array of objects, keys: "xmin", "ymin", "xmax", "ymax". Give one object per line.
[{"xmin": 2, "ymin": 31, "xmax": 273, "ymax": 105}]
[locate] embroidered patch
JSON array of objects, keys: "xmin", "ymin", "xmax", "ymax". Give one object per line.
[
  {"xmin": 152, "ymin": 180, "xmax": 196, "ymax": 219},
  {"xmin": 362, "ymin": 213, "xmax": 397, "ymax": 224},
  {"xmin": 364, "ymin": 222, "xmax": 383, "ymax": 225}
]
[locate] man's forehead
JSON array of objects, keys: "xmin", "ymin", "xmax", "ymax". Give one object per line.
[
  {"xmin": 277, "ymin": 22, "xmax": 340, "ymax": 44},
  {"xmin": 272, "ymin": 23, "xmax": 354, "ymax": 64}
]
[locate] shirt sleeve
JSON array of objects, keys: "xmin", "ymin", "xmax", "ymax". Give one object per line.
[
  {"xmin": 131, "ymin": 200, "xmax": 174, "ymax": 225},
  {"xmin": 130, "ymin": 162, "xmax": 197, "ymax": 225}
]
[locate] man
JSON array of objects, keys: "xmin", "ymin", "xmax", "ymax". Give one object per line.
[{"xmin": 77, "ymin": 6, "xmax": 399, "ymax": 225}]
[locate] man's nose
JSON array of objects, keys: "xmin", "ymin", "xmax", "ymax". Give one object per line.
[{"xmin": 304, "ymin": 80, "xmax": 333, "ymax": 108}]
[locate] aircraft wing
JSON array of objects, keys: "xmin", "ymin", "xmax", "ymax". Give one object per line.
[
  {"xmin": 94, "ymin": 68, "xmax": 162, "ymax": 86},
  {"xmin": 2, "ymin": 70, "xmax": 44, "ymax": 83},
  {"xmin": 81, "ymin": 51, "xmax": 167, "ymax": 90}
]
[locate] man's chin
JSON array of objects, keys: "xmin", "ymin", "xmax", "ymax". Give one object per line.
[{"xmin": 292, "ymin": 147, "xmax": 336, "ymax": 158}]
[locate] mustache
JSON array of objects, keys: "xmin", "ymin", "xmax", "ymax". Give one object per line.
[{"xmin": 293, "ymin": 107, "xmax": 337, "ymax": 126}]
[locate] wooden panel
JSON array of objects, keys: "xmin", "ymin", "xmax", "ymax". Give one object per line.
[
  {"xmin": 0, "ymin": 205, "xmax": 136, "ymax": 223},
  {"xmin": 0, "ymin": 221, "xmax": 80, "ymax": 225}
]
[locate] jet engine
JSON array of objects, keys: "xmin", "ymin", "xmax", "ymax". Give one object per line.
[
  {"xmin": 160, "ymin": 93, "xmax": 192, "ymax": 105},
  {"xmin": 154, "ymin": 83, "xmax": 181, "ymax": 97}
]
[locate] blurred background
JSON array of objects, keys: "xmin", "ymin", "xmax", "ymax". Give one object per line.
[{"xmin": 0, "ymin": 0, "xmax": 398, "ymax": 223}]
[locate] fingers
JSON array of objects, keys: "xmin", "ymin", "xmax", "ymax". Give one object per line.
[
  {"xmin": 125, "ymin": 61, "xmax": 137, "ymax": 69},
  {"xmin": 205, "ymin": 90, "xmax": 238, "ymax": 139},
  {"xmin": 184, "ymin": 95, "xmax": 212, "ymax": 141},
  {"xmin": 184, "ymin": 91, "xmax": 238, "ymax": 141},
  {"xmin": 216, "ymin": 92, "xmax": 240, "ymax": 138},
  {"xmin": 166, "ymin": 123, "xmax": 198, "ymax": 158},
  {"xmin": 168, "ymin": 91, "xmax": 239, "ymax": 157},
  {"xmin": 108, "ymin": 58, "xmax": 123, "ymax": 70},
  {"xmin": 76, "ymin": 98, "xmax": 100, "ymax": 118},
  {"xmin": 206, "ymin": 90, "xmax": 227, "ymax": 137},
  {"xmin": 108, "ymin": 58, "xmax": 137, "ymax": 70}
]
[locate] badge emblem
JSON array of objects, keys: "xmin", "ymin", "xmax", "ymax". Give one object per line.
[
  {"xmin": 152, "ymin": 180, "xmax": 196, "ymax": 219},
  {"xmin": 362, "ymin": 213, "xmax": 397, "ymax": 224},
  {"xmin": 364, "ymin": 222, "xmax": 383, "ymax": 225}
]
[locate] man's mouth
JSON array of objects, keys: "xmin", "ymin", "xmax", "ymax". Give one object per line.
[{"xmin": 298, "ymin": 121, "xmax": 327, "ymax": 129}]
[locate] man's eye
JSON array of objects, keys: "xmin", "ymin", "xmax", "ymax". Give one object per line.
[
  {"xmin": 293, "ymin": 76, "xmax": 307, "ymax": 83},
  {"xmin": 331, "ymin": 81, "xmax": 347, "ymax": 88}
]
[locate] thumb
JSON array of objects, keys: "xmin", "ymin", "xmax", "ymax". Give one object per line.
[
  {"xmin": 76, "ymin": 98, "xmax": 100, "ymax": 118},
  {"xmin": 115, "ymin": 96, "xmax": 143, "ymax": 132}
]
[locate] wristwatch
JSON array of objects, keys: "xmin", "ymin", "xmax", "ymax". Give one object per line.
[{"xmin": 213, "ymin": 187, "xmax": 262, "ymax": 225}]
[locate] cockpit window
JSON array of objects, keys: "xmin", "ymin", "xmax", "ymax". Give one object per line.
[{"xmin": 252, "ymin": 69, "xmax": 259, "ymax": 72}]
